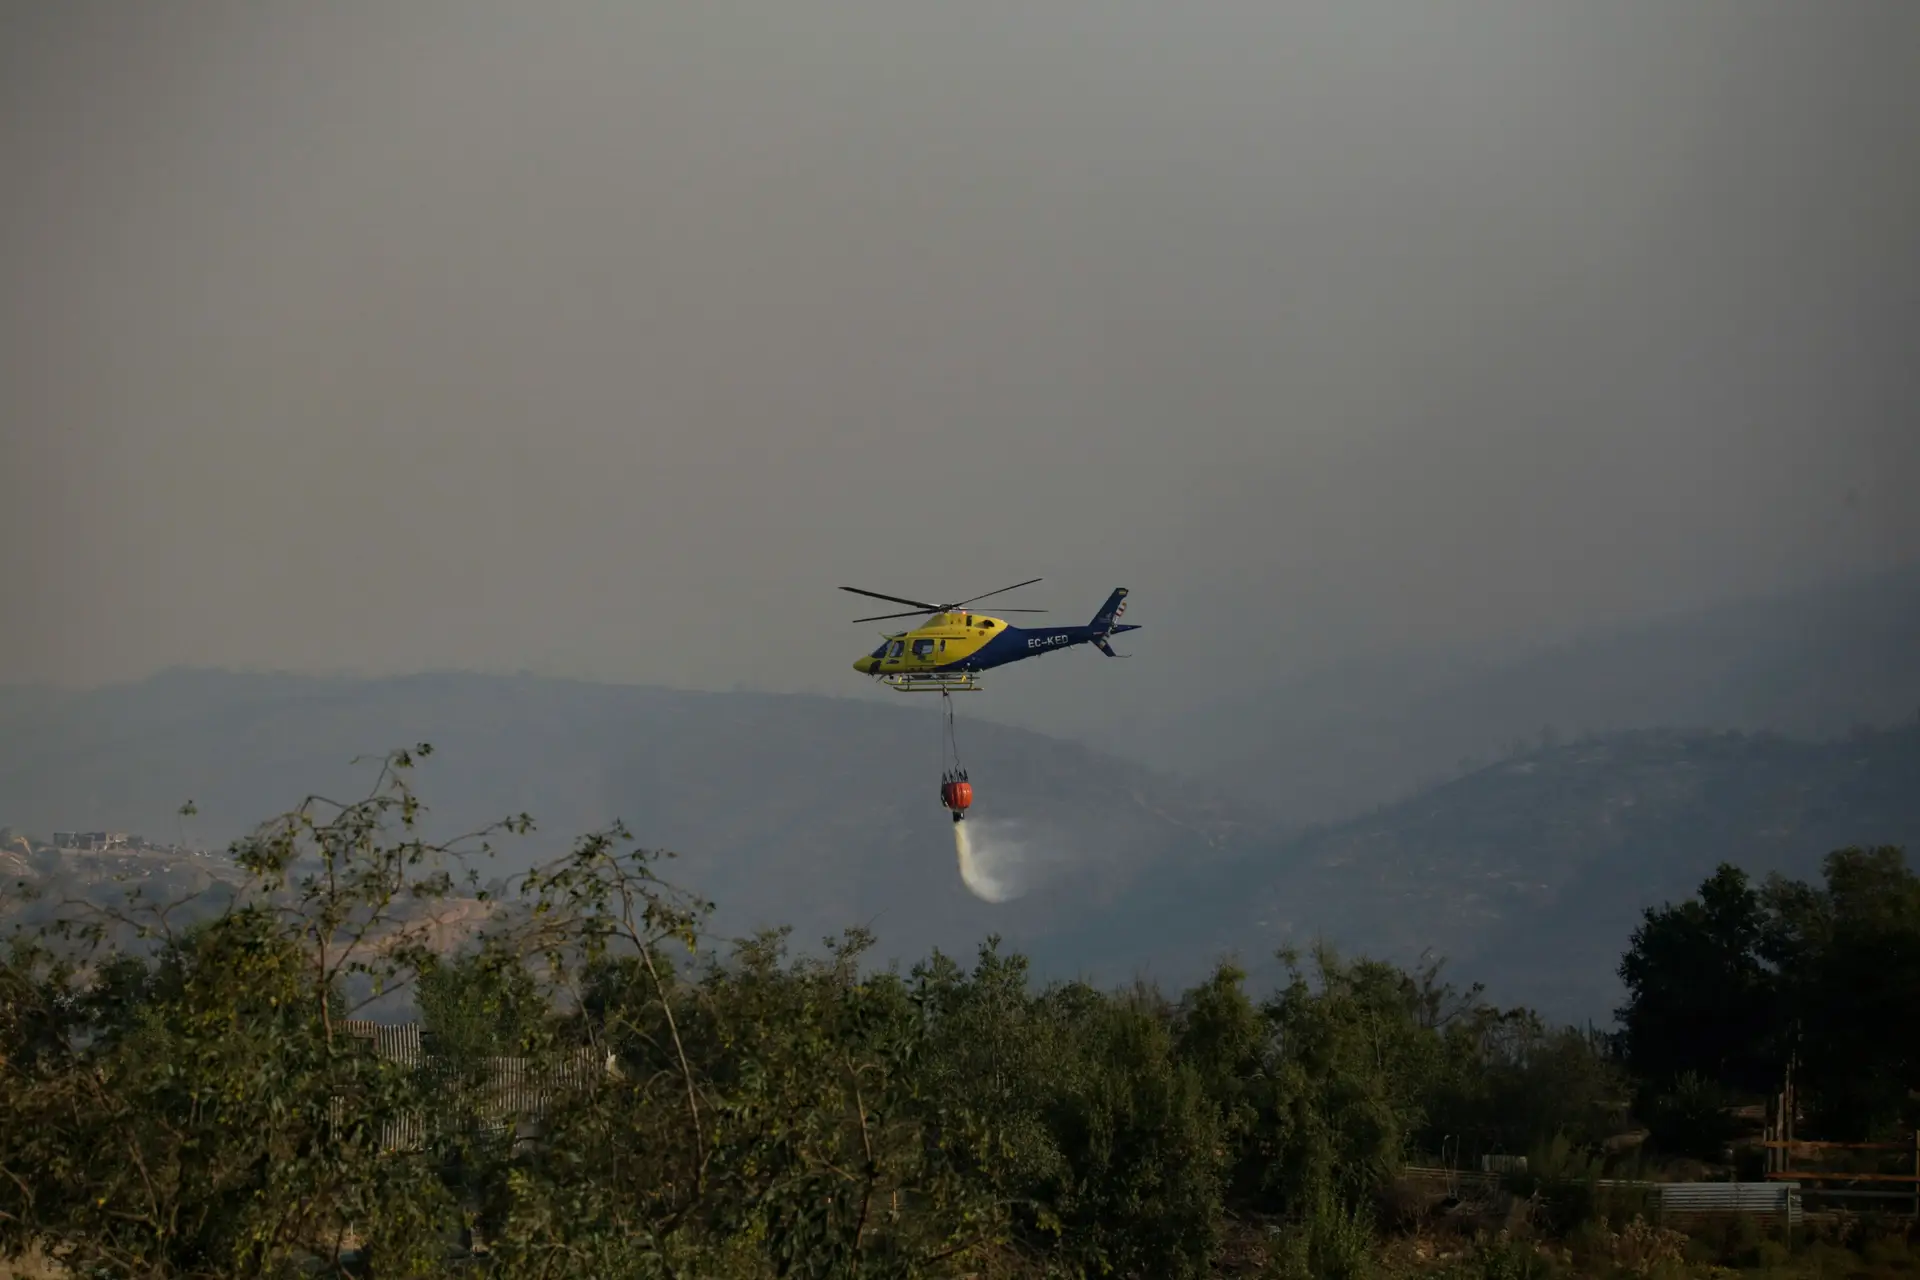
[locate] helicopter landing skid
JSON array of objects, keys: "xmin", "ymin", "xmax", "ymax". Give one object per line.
[{"xmin": 875, "ymin": 671, "xmax": 984, "ymax": 693}]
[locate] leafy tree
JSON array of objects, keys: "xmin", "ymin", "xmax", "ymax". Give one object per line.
[
  {"xmin": 1173, "ymin": 960, "xmax": 1269, "ymax": 1201},
  {"xmin": 1615, "ymin": 863, "xmax": 1778, "ymax": 1099},
  {"xmin": 1640, "ymin": 1071, "xmax": 1738, "ymax": 1162},
  {"xmin": 1763, "ymin": 846, "xmax": 1920, "ymax": 1138},
  {"xmin": 416, "ymin": 946, "xmax": 546, "ymax": 1064},
  {"xmin": 1027, "ymin": 982, "xmax": 1224, "ymax": 1280},
  {"xmin": 0, "ymin": 745, "xmax": 531, "ymax": 1277},
  {"xmin": 0, "ymin": 905, "xmax": 458, "ymax": 1276},
  {"xmin": 1424, "ymin": 1007, "xmax": 1626, "ymax": 1160},
  {"xmin": 1617, "ymin": 847, "xmax": 1920, "ymax": 1145}
]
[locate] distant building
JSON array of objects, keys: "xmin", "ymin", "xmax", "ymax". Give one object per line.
[
  {"xmin": 332, "ymin": 1020, "xmax": 610, "ymax": 1151},
  {"xmin": 52, "ymin": 831, "xmax": 130, "ymax": 851}
]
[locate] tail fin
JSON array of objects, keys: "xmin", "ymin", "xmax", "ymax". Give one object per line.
[{"xmin": 1089, "ymin": 588, "xmax": 1130, "ymax": 635}]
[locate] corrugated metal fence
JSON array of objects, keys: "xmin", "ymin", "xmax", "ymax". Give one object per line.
[
  {"xmin": 1402, "ymin": 1167, "xmax": 1804, "ymax": 1229},
  {"xmin": 1649, "ymin": 1181, "xmax": 1803, "ymax": 1229}
]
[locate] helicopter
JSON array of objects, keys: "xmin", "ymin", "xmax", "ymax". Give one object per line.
[
  {"xmin": 846, "ymin": 578, "xmax": 1139, "ymax": 694},
  {"xmin": 845, "ymin": 578, "xmax": 1139, "ymax": 825}
]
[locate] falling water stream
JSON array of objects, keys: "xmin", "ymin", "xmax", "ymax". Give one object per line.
[{"xmin": 952, "ymin": 818, "xmax": 1025, "ymax": 903}]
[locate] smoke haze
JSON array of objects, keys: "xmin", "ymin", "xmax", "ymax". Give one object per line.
[{"xmin": 5, "ymin": 2, "xmax": 1918, "ymax": 747}]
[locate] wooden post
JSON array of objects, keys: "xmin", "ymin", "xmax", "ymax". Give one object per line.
[{"xmin": 1780, "ymin": 1093, "xmax": 1792, "ymax": 1182}]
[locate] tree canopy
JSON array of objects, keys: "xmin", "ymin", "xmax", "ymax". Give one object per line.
[
  {"xmin": 1617, "ymin": 846, "xmax": 1920, "ymax": 1144},
  {"xmin": 3, "ymin": 747, "xmax": 1915, "ymax": 1277}
]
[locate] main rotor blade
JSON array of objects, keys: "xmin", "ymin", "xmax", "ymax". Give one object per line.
[
  {"xmin": 850, "ymin": 608, "xmax": 939, "ymax": 623},
  {"xmin": 953, "ymin": 577, "xmax": 1043, "ymax": 607},
  {"xmin": 851, "ymin": 607, "xmax": 1049, "ymax": 623},
  {"xmin": 841, "ymin": 586, "xmax": 943, "ymax": 611}
]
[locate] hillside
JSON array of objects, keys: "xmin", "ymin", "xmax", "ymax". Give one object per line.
[
  {"xmin": 1050, "ymin": 721, "xmax": 1920, "ymax": 1022},
  {"xmin": 0, "ymin": 669, "xmax": 1258, "ymax": 977},
  {"xmin": 1117, "ymin": 562, "xmax": 1920, "ymax": 824},
  {"xmin": 9, "ymin": 671, "xmax": 1919, "ymax": 1025}
]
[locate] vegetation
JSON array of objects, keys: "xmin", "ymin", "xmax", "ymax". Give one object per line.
[
  {"xmin": 1182, "ymin": 720, "xmax": 1920, "ymax": 1025},
  {"xmin": 3, "ymin": 747, "xmax": 1918, "ymax": 1277},
  {"xmin": 1617, "ymin": 845, "xmax": 1920, "ymax": 1146},
  {"xmin": 9, "ymin": 671, "xmax": 1920, "ymax": 1026}
]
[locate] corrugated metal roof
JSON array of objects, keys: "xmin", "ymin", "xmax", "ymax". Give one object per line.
[
  {"xmin": 328, "ymin": 1022, "xmax": 609, "ymax": 1151},
  {"xmin": 341, "ymin": 1019, "xmax": 423, "ymax": 1065}
]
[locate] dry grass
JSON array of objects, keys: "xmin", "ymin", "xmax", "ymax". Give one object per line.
[{"xmin": 0, "ymin": 1246, "xmax": 66, "ymax": 1279}]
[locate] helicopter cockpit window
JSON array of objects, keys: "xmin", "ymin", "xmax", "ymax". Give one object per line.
[{"xmin": 885, "ymin": 640, "xmax": 905, "ymax": 659}]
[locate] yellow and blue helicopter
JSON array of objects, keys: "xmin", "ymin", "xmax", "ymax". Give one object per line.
[
  {"xmin": 846, "ymin": 578, "xmax": 1138, "ymax": 693},
  {"xmin": 846, "ymin": 578, "xmax": 1137, "ymax": 825}
]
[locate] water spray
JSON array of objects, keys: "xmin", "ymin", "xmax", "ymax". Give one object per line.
[
  {"xmin": 935, "ymin": 690, "xmax": 1025, "ymax": 900},
  {"xmin": 953, "ymin": 818, "xmax": 1021, "ymax": 903}
]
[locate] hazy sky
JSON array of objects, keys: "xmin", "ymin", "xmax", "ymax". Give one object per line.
[{"xmin": 6, "ymin": 2, "xmax": 1917, "ymax": 737}]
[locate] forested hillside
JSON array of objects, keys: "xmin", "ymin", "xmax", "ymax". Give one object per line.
[
  {"xmin": 1121, "ymin": 563, "xmax": 1920, "ymax": 823},
  {"xmin": 1040, "ymin": 723, "xmax": 1920, "ymax": 1021}
]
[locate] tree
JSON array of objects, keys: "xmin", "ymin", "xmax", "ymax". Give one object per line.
[
  {"xmin": 1258, "ymin": 947, "xmax": 1439, "ymax": 1218},
  {"xmin": 1763, "ymin": 846, "xmax": 1920, "ymax": 1138},
  {"xmin": 1615, "ymin": 863, "xmax": 1778, "ymax": 1100},
  {"xmin": 416, "ymin": 946, "xmax": 546, "ymax": 1065},
  {"xmin": 1174, "ymin": 961, "xmax": 1269, "ymax": 1201},
  {"xmin": 0, "ymin": 745, "xmax": 528, "ymax": 1277},
  {"xmin": 1617, "ymin": 848, "xmax": 1920, "ymax": 1144}
]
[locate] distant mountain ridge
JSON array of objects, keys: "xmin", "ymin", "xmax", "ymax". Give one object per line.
[
  {"xmin": 0, "ymin": 669, "xmax": 1261, "ymax": 977},
  {"xmin": 1118, "ymin": 562, "xmax": 1920, "ymax": 825},
  {"xmin": 7, "ymin": 646, "xmax": 1918, "ymax": 1025},
  {"xmin": 1043, "ymin": 721, "xmax": 1920, "ymax": 1022}
]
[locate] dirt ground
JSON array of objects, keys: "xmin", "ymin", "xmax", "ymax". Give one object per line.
[{"xmin": 0, "ymin": 1247, "xmax": 63, "ymax": 1279}]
